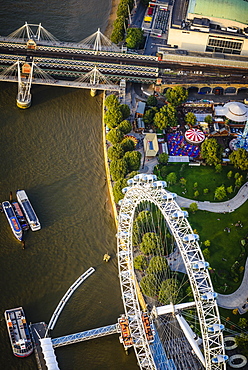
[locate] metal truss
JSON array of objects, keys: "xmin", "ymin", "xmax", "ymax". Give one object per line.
[
  {"xmin": 52, "ymin": 324, "xmax": 119, "ymax": 348},
  {"xmin": 117, "ymin": 176, "xmax": 226, "ymax": 370}
]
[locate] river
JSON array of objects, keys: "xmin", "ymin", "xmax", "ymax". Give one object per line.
[{"xmin": 0, "ymin": 2, "xmax": 138, "ymax": 369}]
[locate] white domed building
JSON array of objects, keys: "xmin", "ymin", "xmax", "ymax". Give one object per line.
[{"xmin": 215, "ymin": 102, "xmax": 248, "ymax": 124}]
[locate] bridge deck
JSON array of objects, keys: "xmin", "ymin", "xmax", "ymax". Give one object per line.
[{"xmin": 52, "ymin": 323, "xmax": 119, "ymax": 348}]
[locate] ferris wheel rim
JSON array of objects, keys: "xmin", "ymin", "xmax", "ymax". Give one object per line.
[{"xmin": 117, "ymin": 181, "xmax": 226, "ymax": 370}]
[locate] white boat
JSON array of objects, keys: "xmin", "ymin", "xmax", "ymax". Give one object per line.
[{"xmin": 16, "ymin": 190, "xmax": 41, "ymax": 231}]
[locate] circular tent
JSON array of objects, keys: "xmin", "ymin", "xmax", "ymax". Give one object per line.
[
  {"xmin": 217, "ymin": 102, "xmax": 248, "ymax": 123},
  {"xmin": 185, "ymin": 128, "xmax": 205, "ymax": 144}
]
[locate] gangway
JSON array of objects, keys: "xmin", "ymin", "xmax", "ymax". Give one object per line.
[
  {"xmin": 47, "ymin": 267, "xmax": 95, "ymax": 332},
  {"xmin": 52, "ymin": 324, "xmax": 119, "ymax": 348}
]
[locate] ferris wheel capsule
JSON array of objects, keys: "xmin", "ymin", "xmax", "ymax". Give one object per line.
[
  {"xmin": 171, "ymin": 211, "xmax": 188, "ymax": 219},
  {"xmin": 122, "ymin": 187, "xmax": 132, "ymax": 194},
  {"xmin": 162, "ymin": 193, "xmax": 177, "ymax": 201},
  {"xmin": 144, "ymin": 174, "xmax": 157, "ymax": 182},
  {"xmin": 152, "ymin": 181, "xmax": 167, "ymax": 189},
  {"xmin": 133, "ymin": 174, "xmax": 148, "ymax": 182},
  {"xmin": 211, "ymin": 355, "xmax": 229, "ymax": 364},
  {"xmin": 127, "ymin": 178, "xmax": 137, "ymax": 186},
  {"xmin": 201, "ymin": 292, "xmax": 218, "ymax": 301},
  {"xmin": 208, "ymin": 324, "xmax": 225, "ymax": 333},
  {"xmin": 183, "ymin": 234, "xmax": 199, "ymax": 242},
  {"xmin": 192, "ymin": 261, "xmax": 209, "ymax": 271}
]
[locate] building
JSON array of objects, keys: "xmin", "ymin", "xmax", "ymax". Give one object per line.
[
  {"xmin": 144, "ymin": 133, "xmax": 159, "ymax": 157},
  {"xmin": 167, "ymin": 0, "xmax": 248, "ymax": 56}
]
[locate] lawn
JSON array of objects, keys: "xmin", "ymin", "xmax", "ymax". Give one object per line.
[{"xmin": 154, "ymin": 163, "xmax": 247, "ymax": 202}]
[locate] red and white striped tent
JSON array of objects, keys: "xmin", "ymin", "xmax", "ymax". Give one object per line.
[{"xmin": 185, "ymin": 128, "xmax": 205, "ymax": 144}]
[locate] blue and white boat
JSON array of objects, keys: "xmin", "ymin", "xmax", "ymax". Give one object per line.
[
  {"xmin": 2, "ymin": 201, "xmax": 23, "ymax": 241},
  {"xmin": 16, "ymin": 190, "xmax": 41, "ymax": 231}
]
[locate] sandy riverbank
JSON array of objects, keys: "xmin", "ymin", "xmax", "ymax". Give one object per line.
[{"xmin": 104, "ymin": 0, "xmax": 121, "ymax": 38}]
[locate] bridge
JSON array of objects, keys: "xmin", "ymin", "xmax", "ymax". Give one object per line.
[{"xmin": 0, "ymin": 23, "xmax": 247, "ymax": 108}]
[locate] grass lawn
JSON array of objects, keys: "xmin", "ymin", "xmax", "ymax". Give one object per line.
[{"xmin": 155, "ymin": 163, "xmax": 247, "ymax": 202}]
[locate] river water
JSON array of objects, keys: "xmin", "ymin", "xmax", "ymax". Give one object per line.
[{"xmin": 0, "ymin": 2, "xmax": 138, "ymax": 369}]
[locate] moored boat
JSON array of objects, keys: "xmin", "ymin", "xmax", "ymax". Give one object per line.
[
  {"xmin": 12, "ymin": 202, "xmax": 29, "ymax": 231},
  {"xmin": 4, "ymin": 307, "xmax": 33, "ymax": 357},
  {"xmin": 16, "ymin": 190, "xmax": 41, "ymax": 231},
  {"xmin": 2, "ymin": 201, "xmax": 23, "ymax": 241}
]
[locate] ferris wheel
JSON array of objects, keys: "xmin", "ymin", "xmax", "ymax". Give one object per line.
[{"xmin": 117, "ymin": 174, "xmax": 228, "ymax": 370}]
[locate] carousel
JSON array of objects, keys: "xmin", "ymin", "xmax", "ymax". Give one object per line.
[{"xmin": 185, "ymin": 128, "xmax": 205, "ymax": 145}]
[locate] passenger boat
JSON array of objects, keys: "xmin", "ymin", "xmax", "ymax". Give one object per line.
[
  {"xmin": 4, "ymin": 307, "xmax": 33, "ymax": 357},
  {"xmin": 12, "ymin": 202, "xmax": 29, "ymax": 231},
  {"xmin": 16, "ymin": 190, "xmax": 41, "ymax": 231},
  {"xmin": 2, "ymin": 201, "xmax": 23, "ymax": 241}
]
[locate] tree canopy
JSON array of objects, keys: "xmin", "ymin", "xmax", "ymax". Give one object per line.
[
  {"xmin": 229, "ymin": 148, "xmax": 248, "ymax": 171},
  {"xmin": 133, "ymin": 255, "xmax": 148, "ymax": 271},
  {"xmin": 146, "ymin": 256, "xmax": 167, "ymax": 274},
  {"xmin": 118, "ymin": 120, "xmax": 132, "ymax": 134},
  {"xmin": 121, "ymin": 137, "xmax": 135, "ymax": 152},
  {"xmin": 104, "ymin": 107, "xmax": 123, "ymax": 129},
  {"xmin": 140, "ymin": 232, "xmax": 162, "ymax": 255},
  {"xmin": 146, "ymin": 95, "xmax": 158, "ymax": 107},
  {"xmin": 120, "ymin": 104, "xmax": 131, "ymax": 120},
  {"xmin": 158, "ymin": 153, "xmax": 169, "ymax": 165},
  {"xmin": 154, "ymin": 104, "xmax": 177, "ymax": 130},
  {"xmin": 200, "ymin": 138, "xmax": 223, "ymax": 166},
  {"xmin": 105, "ymin": 94, "xmax": 120, "ymax": 109},
  {"xmin": 143, "ymin": 108, "xmax": 158, "ymax": 125},
  {"xmin": 106, "ymin": 128, "xmax": 124, "ymax": 144},
  {"xmin": 110, "ymin": 158, "xmax": 128, "ymax": 181},
  {"xmin": 124, "ymin": 150, "xmax": 142, "ymax": 172},
  {"xmin": 214, "ymin": 185, "xmax": 226, "ymax": 200},
  {"xmin": 126, "ymin": 28, "xmax": 144, "ymax": 49},
  {"xmin": 158, "ymin": 278, "xmax": 182, "ymax": 305},
  {"xmin": 140, "ymin": 273, "xmax": 159, "ymax": 297},
  {"xmin": 185, "ymin": 112, "xmax": 197, "ymax": 126},
  {"xmin": 165, "ymin": 86, "xmax": 188, "ymax": 107},
  {"xmin": 107, "ymin": 143, "xmax": 124, "ymax": 161},
  {"xmin": 166, "ymin": 172, "xmax": 177, "ymax": 185},
  {"xmin": 113, "ymin": 178, "xmax": 127, "ymax": 203}
]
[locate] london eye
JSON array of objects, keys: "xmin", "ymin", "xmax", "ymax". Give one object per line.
[{"xmin": 117, "ymin": 174, "xmax": 227, "ymax": 370}]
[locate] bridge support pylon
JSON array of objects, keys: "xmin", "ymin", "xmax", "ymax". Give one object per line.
[{"xmin": 16, "ymin": 60, "xmax": 34, "ymax": 109}]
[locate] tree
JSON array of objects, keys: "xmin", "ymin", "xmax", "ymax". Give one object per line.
[
  {"xmin": 234, "ymin": 172, "xmax": 240, "ymax": 180},
  {"xmin": 104, "ymin": 107, "xmax": 123, "ymax": 128},
  {"xmin": 133, "ymin": 211, "xmax": 153, "ymax": 245},
  {"xmin": 158, "ymin": 153, "xmax": 169, "ymax": 165},
  {"xmin": 111, "ymin": 16, "xmax": 125, "ymax": 44},
  {"xmin": 120, "ymin": 137, "xmax": 135, "ymax": 152},
  {"xmin": 133, "ymin": 255, "xmax": 148, "ymax": 271},
  {"xmin": 105, "ymin": 94, "xmax": 120, "ymax": 109},
  {"xmin": 204, "ymin": 115, "xmax": 213, "ymax": 124},
  {"xmin": 203, "ymin": 188, "xmax": 209, "ymax": 194},
  {"xmin": 235, "ymin": 175, "xmax": 243, "ymax": 188},
  {"xmin": 140, "ymin": 274, "xmax": 159, "ymax": 297},
  {"xmin": 235, "ymin": 333, "xmax": 248, "ymax": 357},
  {"xmin": 110, "ymin": 158, "xmax": 128, "ymax": 181},
  {"xmin": 179, "ymin": 177, "xmax": 187, "ymax": 187},
  {"xmin": 143, "ymin": 108, "xmax": 158, "ymax": 125},
  {"xmin": 229, "ymin": 148, "xmax": 248, "ymax": 170},
  {"xmin": 119, "ymin": 104, "xmax": 130, "ymax": 120},
  {"xmin": 194, "ymin": 190, "xmax": 199, "ymax": 198},
  {"xmin": 146, "ymin": 95, "xmax": 158, "ymax": 107},
  {"xmin": 154, "ymin": 104, "xmax": 177, "ymax": 130},
  {"xmin": 193, "ymin": 182, "xmax": 198, "ymax": 189},
  {"xmin": 238, "ymin": 318, "xmax": 248, "ymax": 329},
  {"xmin": 113, "ymin": 178, "xmax": 127, "ymax": 203},
  {"xmin": 146, "ymin": 256, "xmax": 168, "ymax": 274},
  {"xmin": 215, "ymin": 163, "xmax": 222, "ymax": 173},
  {"xmin": 124, "ymin": 150, "xmax": 141, "ymax": 172},
  {"xmin": 214, "ymin": 185, "xmax": 226, "ymax": 200},
  {"xmin": 107, "ymin": 144, "xmax": 124, "ymax": 161},
  {"xmin": 200, "ymin": 138, "xmax": 223, "ymax": 166},
  {"xmin": 226, "ymin": 185, "xmax": 233, "ymax": 194},
  {"xmin": 118, "ymin": 120, "xmax": 132, "ymax": 134},
  {"xmin": 117, "ymin": 1, "xmax": 129, "ymax": 17},
  {"xmin": 158, "ymin": 278, "xmax": 182, "ymax": 305},
  {"xmin": 202, "ymin": 248, "xmax": 210, "ymax": 260},
  {"xmin": 140, "ymin": 232, "xmax": 162, "ymax": 255},
  {"xmin": 106, "ymin": 128, "xmax": 124, "ymax": 144},
  {"xmin": 204, "ymin": 240, "xmax": 211, "ymax": 247},
  {"xmin": 165, "ymin": 86, "xmax": 188, "ymax": 107},
  {"xmin": 166, "ymin": 172, "xmax": 177, "ymax": 185},
  {"xmin": 126, "ymin": 28, "xmax": 144, "ymax": 49},
  {"xmin": 227, "ymin": 170, "xmax": 233, "ymax": 179},
  {"xmin": 185, "ymin": 112, "xmax": 197, "ymax": 126},
  {"xmin": 189, "ymin": 202, "xmax": 198, "ymax": 213}
]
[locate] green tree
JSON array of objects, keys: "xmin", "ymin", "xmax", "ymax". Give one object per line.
[
  {"xmin": 227, "ymin": 170, "xmax": 233, "ymax": 179},
  {"xmin": 214, "ymin": 185, "xmax": 226, "ymax": 200},
  {"xmin": 234, "ymin": 172, "xmax": 240, "ymax": 179},
  {"xmin": 121, "ymin": 137, "xmax": 135, "ymax": 152},
  {"xmin": 203, "ymin": 188, "xmax": 209, "ymax": 194},
  {"xmin": 194, "ymin": 190, "xmax": 199, "ymax": 198},
  {"xmin": 165, "ymin": 86, "xmax": 188, "ymax": 107},
  {"xmin": 226, "ymin": 185, "xmax": 233, "ymax": 194},
  {"xmin": 113, "ymin": 178, "xmax": 127, "ymax": 203},
  {"xmin": 105, "ymin": 94, "xmax": 120, "ymax": 109},
  {"xmin": 143, "ymin": 107, "xmax": 158, "ymax": 125},
  {"xmin": 126, "ymin": 28, "xmax": 144, "ymax": 49},
  {"xmin": 193, "ymin": 182, "xmax": 198, "ymax": 189},
  {"xmin": 158, "ymin": 278, "xmax": 182, "ymax": 305},
  {"xmin": 235, "ymin": 175, "xmax": 243, "ymax": 188},
  {"xmin": 166, "ymin": 172, "xmax": 177, "ymax": 185},
  {"xmin": 110, "ymin": 158, "xmax": 128, "ymax": 181},
  {"xmin": 146, "ymin": 256, "xmax": 168, "ymax": 274},
  {"xmin": 202, "ymin": 248, "xmax": 210, "ymax": 260},
  {"xmin": 185, "ymin": 112, "xmax": 197, "ymax": 126},
  {"xmin": 158, "ymin": 153, "xmax": 169, "ymax": 165},
  {"xmin": 104, "ymin": 108, "xmax": 123, "ymax": 129},
  {"xmin": 133, "ymin": 211, "xmax": 153, "ymax": 245},
  {"xmin": 140, "ymin": 274, "xmax": 159, "ymax": 297},
  {"xmin": 179, "ymin": 177, "xmax": 187, "ymax": 187},
  {"xmin": 160, "ymin": 166, "xmax": 167, "ymax": 179},
  {"xmin": 140, "ymin": 232, "xmax": 162, "ymax": 255},
  {"xmin": 117, "ymin": 1, "xmax": 129, "ymax": 17},
  {"xmin": 133, "ymin": 255, "xmax": 148, "ymax": 271},
  {"xmin": 204, "ymin": 115, "xmax": 212, "ymax": 124},
  {"xmin": 124, "ymin": 150, "xmax": 141, "ymax": 171},
  {"xmin": 238, "ymin": 318, "xmax": 248, "ymax": 329},
  {"xmin": 215, "ymin": 163, "xmax": 222, "ymax": 173},
  {"xmin": 118, "ymin": 120, "xmax": 132, "ymax": 134},
  {"xmin": 235, "ymin": 333, "xmax": 248, "ymax": 356},
  {"xmin": 119, "ymin": 104, "xmax": 130, "ymax": 120},
  {"xmin": 189, "ymin": 202, "xmax": 198, "ymax": 213},
  {"xmin": 146, "ymin": 95, "xmax": 158, "ymax": 107},
  {"xmin": 204, "ymin": 240, "xmax": 211, "ymax": 247},
  {"xmin": 106, "ymin": 128, "xmax": 124, "ymax": 144},
  {"xmin": 107, "ymin": 143, "xmax": 124, "ymax": 160},
  {"xmin": 154, "ymin": 104, "xmax": 177, "ymax": 130},
  {"xmin": 200, "ymin": 138, "xmax": 223, "ymax": 166},
  {"xmin": 229, "ymin": 148, "xmax": 248, "ymax": 170},
  {"xmin": 111, "ymin": 16, "xmax": 125, "ymax": 44}
]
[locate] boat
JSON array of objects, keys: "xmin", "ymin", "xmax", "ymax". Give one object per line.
[
  {"xmin": 12, "ymin": 202, "xmax": 29, "ymax": 231},
  {"xmin": 16, "ymin": 190, "xmax": 41, "ymax": 231},
  {"xmin": 4, "ymin": 307, "xmax": 33, "ymax": 357},
  {"xmin": 2, "ymin": 201, "xmax": 23, "ymax": 241}
]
